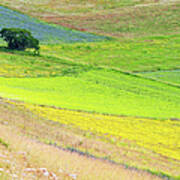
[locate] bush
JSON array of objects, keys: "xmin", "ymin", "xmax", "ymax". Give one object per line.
[{"xmin": 0, "ymin": 28, "xmax": 40, "ymax": 54}]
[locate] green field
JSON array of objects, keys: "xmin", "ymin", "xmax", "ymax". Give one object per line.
[
  {"xmin": 0, "ymin": 68, "xmax": 179, "ymax": 119},
  {"xmin": 1, "ymin": 35, "xmax": 180, "ymax": 78},
  {"xmin": 0, "ymin": 24, "xmax": 179, "ymax": 120},
  {"xmin": 140, "ymin": 70, "xmax": 180, "ymax": 85},
  {"xmin": 41, "ymin": 34, "xmax": 180, "ymax": 72},
  {"xmin": 0, "ymin": 47, "xmax": 88, "ymax": 78}
]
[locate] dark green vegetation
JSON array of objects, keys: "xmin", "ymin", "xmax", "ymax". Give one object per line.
[{"xmin": 0, "ymin": 138, "xmax": 8, "ymax": 148}]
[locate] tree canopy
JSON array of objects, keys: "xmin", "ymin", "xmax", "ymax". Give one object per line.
[{"xmin": 0, "ymin": 28, "xmax": 40, "ymax": 54}]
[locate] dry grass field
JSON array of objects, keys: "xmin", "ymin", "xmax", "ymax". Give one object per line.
[{"xmin": 0, "ymin": 98, "xmax": 167, "ymax": 180}]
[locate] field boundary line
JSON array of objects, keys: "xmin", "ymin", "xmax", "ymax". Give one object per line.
[{"xmin": 42, "ymin": 53, "xmax": 180, "ymax": 89}]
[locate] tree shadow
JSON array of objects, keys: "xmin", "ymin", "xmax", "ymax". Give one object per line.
[{"xmin": 0, "ymin": 46, "xmax": 40, "ymax": 57}]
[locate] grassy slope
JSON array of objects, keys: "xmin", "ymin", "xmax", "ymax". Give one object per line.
[
  {"xmin": 0, "ymin": 2, "xmax": 179, "ymax": 179},
  {"xmin": 0, "ymin": 48, "xmax": 88, "ymax": 78},
  {"xmin": 1, "ymin": 1, "xmax": 180, "ymax": 38},
  {"xmin": 26, "ymin": 103, "xmax": 180, "ymax": 162},
  {"xmin": 0, "ymin": 42, "xmax": 179, "ymax": 119},
  {"xmin": 140, "ymin": 70, "xmax": 180, "ymax": 85},
  {"xmin": 0, "ymin": 68, "xmax": 179, "ymax": 119},
  {"xmin": 44, "ymin": 3, "xmax": 180, "ymax": 38},
  {"xmin": 0, "ymin": 46, "xmax": 179, "ymax": 174},
  {"xmin": 41, "ymin": 34, "xmax": 180, "ymax": 72},
  {"xmin": 1, "ymin": 98, "xmax": 179, "ymax": 178},
  {"xmin": 0, "ymin": 126, "xmax": 139, "ymax": 180},
  {"xmin": 0, "ymin": 5, "xmax": 108, "ymax": 43},
  {"xmin": 1, "ymin": 33, "xmax": 180, "ymax": 76}
]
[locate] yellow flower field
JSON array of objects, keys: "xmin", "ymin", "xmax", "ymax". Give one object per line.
[{"xmin": 25, "ymin": 104, "xmax": 180, "ymax": 161}]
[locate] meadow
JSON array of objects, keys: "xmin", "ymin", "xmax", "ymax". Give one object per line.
[
  {"xmin": 1, "ymin": 35, "xmax": 180, "ymax": 78},
  {"xmin": 0, "ymin": 99, "xmax": 168, "ymax": 180},
  {"xmin": 0, "ymin": 68, "xmax": 179, "ymax": 119},
  {"xmin": 1, "ymin": 0, "xmax": 180, "ymax": 38},
  {"xmin": 41, "ymin": 34, "xmax": 180, "ymax": 72},
  {"xmin": 0, "ymin": 47, "xmax": 87, "ymax": 78},
  {"xmin": 0, "ymin": 5, "xmax": 108, "ymax": 43},
  {"xmin": 0, "ymin": 1, "xmax": 180, "ymax": 179},
  {"xmin": 140, "ymin": 70, "xmax": 180, "ymax": 85},
  {"xmin": 25, "ymin": 103, "xmax": 180, "ymax": 162}
]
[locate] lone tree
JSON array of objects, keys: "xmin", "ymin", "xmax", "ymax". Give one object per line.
[{"xmin": 0, "ymin": 28, "xmax": 40, "ymax": 54}]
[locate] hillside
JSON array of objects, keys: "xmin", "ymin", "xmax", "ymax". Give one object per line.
[
  {"xmin": 0, "ymin": 1, "xmax": 180, "ymax": 180},
  {"xmin": 0, "ymin": 68, "xmax": 179, "ymax": 119},
  {"xmin": 41, "ymin": 35, "xmax": 180, "ymax": 72},
  {"xmin": 0, "ymin": 98, "xmax": 171, "ymax": 180},
  {"xmin": 1, "ymin": 0, "xmax": 180, "ymax": 38},
  {"xmin": 0, "ymin": 47, "xmax": 179, "ymax": 119},
  {"xmin": 0, "ymin": 5, "xmax": 108, "ymax": 43},
  {"xmin": 139, "ymin": 70, "xmax": 180, "ymax": 85}
]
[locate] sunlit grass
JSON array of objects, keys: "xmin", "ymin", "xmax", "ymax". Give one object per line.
[
  {"xmin": 0, "ymin": 1, "xmax": 179, "ymax": 179},
  {"xmin": 0, "ymin": 48, "xmax": 87, "ymax": 78},
  {"xmin": 0, "ymin": 34, "xmax": 179, "ymax": 78},
  {"xmin": 140, "ymin": 70, "xmax": 180, "ymax": 85},
  {"xmin": 41, "ymin": 35, "xmax": 180, "ymax": 72},
  {"xmin": 0, "ymin": 69, "xmax": 179, "ymax": 119}
]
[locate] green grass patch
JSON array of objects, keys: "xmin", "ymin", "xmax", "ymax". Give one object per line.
[
  {"xmin": 41, "ymin": 34, "xmax": 180, "ymax": 72},
  {"xmin": 0, "ymin": 138, "xmax": 8, "ymax": 148},
  {"xmin": 0, "ymin": 47, "xmax": 91, "ymax": 78},
  {"xmin": 0, "ymin": 69, "xmax": 179, "ymax": 119},
  {"xmin": 0, "ymin": 33, "xmax": 180, "ymax": 78},
  {"xmin": 139, "ymin": 70, "xmax": 180, "ymax": 85}
]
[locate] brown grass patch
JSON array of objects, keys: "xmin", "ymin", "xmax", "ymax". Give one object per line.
[{"xmin": 0, "ymin": 122, "xmax": 164, "ymax": 179}]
